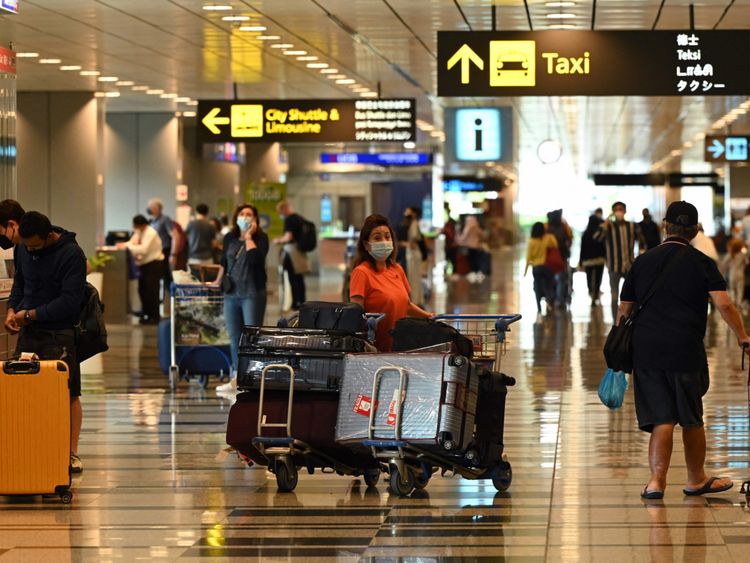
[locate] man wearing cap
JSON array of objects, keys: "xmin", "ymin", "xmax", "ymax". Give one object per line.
[{"xmin": 616, "ymin": 201, "xmax": 750, "ymax": 499}]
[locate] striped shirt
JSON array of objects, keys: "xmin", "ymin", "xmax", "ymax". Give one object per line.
[{"xmin": 594, "ymin": 221, "xmax": 638, "ymax": 274}]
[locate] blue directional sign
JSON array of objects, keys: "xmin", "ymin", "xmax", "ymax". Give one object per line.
[
  {"xmin": 705, "ymin": 135, "xmax": 750, "ymax": 162},
  {"xmin": 0, "ymin": 1, "xmax": 18, "ymax": 14}
]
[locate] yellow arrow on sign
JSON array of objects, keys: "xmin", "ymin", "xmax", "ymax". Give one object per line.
[
  {"xmin": 447, "ymin": 44, "xmax": 484, "ymax": 84},
  {"xmin": 202, "ymin": 107, "xmax": 230, "ymax": 134}
]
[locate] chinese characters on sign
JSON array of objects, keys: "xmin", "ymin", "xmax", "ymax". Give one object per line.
[{"xmin": 676, "ymin": 33, "xmax": 725, "ymax": 94}]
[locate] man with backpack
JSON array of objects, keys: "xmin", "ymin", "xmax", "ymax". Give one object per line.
[{"xmin": 274, "ymin": 200, "xmax": 316, "ymax": 311}]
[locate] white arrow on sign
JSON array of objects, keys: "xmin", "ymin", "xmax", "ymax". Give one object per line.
[
  {"xmin": 202, "ymin": 107, "xmax": 230, "ymax": 135},
  {"xmin": 708, "ymin": 139, "xmax": 725, "ymax": 159}
]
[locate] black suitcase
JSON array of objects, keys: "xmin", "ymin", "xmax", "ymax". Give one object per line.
[
  {"xmin": 298, "ymin": 301, "xmax": 367, "ymax": 333},
  {"xmin": 239, "ymin": 326, "xmax": 374, "ymax": 353},
  {"xmin": 471, "ymin": 369, "xmax": 514, "ymax": 468}
]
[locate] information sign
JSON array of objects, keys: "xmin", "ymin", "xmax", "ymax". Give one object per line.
[
  {"xmin": 0, "ymin": 1, "xmax": 18, "ymax": 14},
  {"xmin": 438, "ymin": 31, "xmax": 750, "ymax": 97},
  {"xmin": 320, "ymin": 153, "xmax": 431, "ymax": 166},
  {"xmin": 198, "ymin": 99, "xmax": 415, "ymax": 144},
  {"xmin": 704, "ymin": 135, "xmax": 750, "ymax": 162}
]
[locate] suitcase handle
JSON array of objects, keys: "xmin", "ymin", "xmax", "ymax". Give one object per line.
[{"xmin": 3, "ymin": 360, "xmax": 41, "ymax": 374}]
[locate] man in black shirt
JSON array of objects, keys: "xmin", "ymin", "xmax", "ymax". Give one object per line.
[
  {"xmin": 638, "ymin": 208, "xmax": 662, "ymax": 251},
  {"xmin": 273, "ymin": 200, "xmax": 309, "ymax": 310},
  {"xmin": 618, "ymin": 201, "xmax": 750, "ymax": 499},
  {"xmin": 186, "ymin": 203, "xmax": 216, "ymax": 266}
]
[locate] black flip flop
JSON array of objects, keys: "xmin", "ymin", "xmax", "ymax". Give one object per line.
[
  {"xmin": 641, "ymin": 488, "xmax": 664, "ymax": 500},
  {"xmin": 682, "ymin": 476, "xmax": 733, "ymax": 496}
]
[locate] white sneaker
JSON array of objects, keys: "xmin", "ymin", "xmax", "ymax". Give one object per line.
[
  {"xmin": 476, "ymin": 272, "xmax": 486, "ymax": 282},
  {"xmin": 216, "ymin": 379, "xmax": 237, "ymax": 394},
  {"xmin": 467, "ymin": 272, "xmax": 477, "ymax": 283}
]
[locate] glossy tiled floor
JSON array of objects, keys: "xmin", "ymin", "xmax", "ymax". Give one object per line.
[{"xmin": 3, "ymin": 249, "xmax": 750, "ymax": 562}]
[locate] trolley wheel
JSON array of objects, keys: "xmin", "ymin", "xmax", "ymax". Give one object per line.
[
  {"xmin": 492, "ymin": 461, "xmax": 512, "ymax": 492},
  {"xmin": 168, "ymin": 366, "xmax": 179, "ymax": 391},
  {"xmin": 414, "ymin": 465, "xmax": 432, "ymax": 490},
  {"xmin": 275, "ymin": 460, "xmax": 298, "ymax": 493},
  {"xmin": 389, "ymin": 467, "xmax": 415, "ymax": 497},
  {"xmin": 364, "ymin": 468, "xmax": 381, "ymax": 488},
  {"xmin": 59, "ymin": 491, "xmax": 73, "ymax": 504},
  {"xmin": 198, "ymin": 374, "xmax": 209, "ymax": 389}
]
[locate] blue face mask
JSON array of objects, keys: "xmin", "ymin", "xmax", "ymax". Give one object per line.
[
  {"xmin": 368, "ymin": 241, "xmax": 393, "ymax": 260},
  {"xmin": 236, "ymin": 217, "xmax": 251, "ymax": 231}
]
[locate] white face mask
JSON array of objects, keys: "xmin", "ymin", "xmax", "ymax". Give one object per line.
[{"xmin": 368, "ymin": 241, "xmax": 393, "ymax": 260}]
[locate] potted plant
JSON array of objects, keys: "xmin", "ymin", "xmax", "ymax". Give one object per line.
[{"xmin": 86, "ymin": 252, "xmax": 112, "ymax": 299}]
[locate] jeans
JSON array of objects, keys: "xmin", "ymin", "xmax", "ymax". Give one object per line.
[
  {"xmin": 532, "ymin": 265, "xmax": 555, "ymax": 312},
  {"xmin": 283, "ymin": 253, "xmax": 306, "ymax": 309},
  {"xmin": 224, "ymin": 292, "xmax": 267, "ymax": 372}
]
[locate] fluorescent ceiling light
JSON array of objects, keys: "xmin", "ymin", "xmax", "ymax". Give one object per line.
[
  {"xmin": 297, "ymin": 56, "xmax": 317, "ymax": 61},
  {"xmin": 16, "ymin": 52, "xmax": 39, "ymax": 58},
  {"xmin": 403, "ymin": 142, "xmax": 416, "ymax": 149},
  {"xmin": 360, "ymin": 92, "xmax": 378, "ymax": 97},
  {"xmin": 336, "ymin": 79, "xmax": 356, "ymax": 84},
  {"xmin": 239, "ymin": 25, "xmax": 267, "ymax": 32},
  {"xmin": 328, "ymin": 74, "xmax": 346, "ymax": 79},
  {"xmin": 146, "ymin": 89, "xmax": 164, "ymax": 95},
  {"xmin": 257, "ymin": 35, "xmax": 281, "ymax": 40},
  {"xmin": 175, "ymin": 97, "xmax": 191, "ymax": 103},
  {"xmin": 97, "ymin": 76, "xmax": 118, "ymax": 82},
  {"xmin": 60, "ymin": 65, "xmax": 81, "ymax": 71},
  {"xmin": 187, "ymin": 101, "xmax": 199, "ymax": 106},
  {"xmin": 160, "ymin": 93, "xmax": 177, "ymax": 99},
  {"xmin": 94, "ymin": 92, "xmax": 106, "ymax": 98},
  {"xmin": 546, "ymin": 1, "xmax": 575, "ymax": 6},
  {"xmin": 116, "ymin": 80, "xmax": 134, "ymax": 86},
  {"xmin": 547, "ymin": 13, "xmax": 576, "ymax": 19},
  {"xmin": 320, "ymin": 68, "xmax": 338, "ymax": 74},
  {"xmin": 307, "ymin": 63, "xmax": 329, "ymax": 69},
  {"xmin": 80, "ymin": 70, "xmax": 101, "ymax": 76},
  {"xmin": 132, "ymin": 85, "xmax": 149, "ymax": 91},
  {"xmin": 104, "ymin": 92, "xmax": 121, "ymax": 98},
  {"xmin": 548, "ymin": 24, "xmax": 576, "ymax": 29},
  {"xmin": 222, "ymin": 15, "xmax": 250, "ymax": 21},
  {"xmin": 283, "ymin": 50, "xmax": 307, "ymax": 56},
  {"xmin": 183, "ymin": 111, "xmax": 197, "ymax": 117},
  {"xmin": 202, "ymin": 4, "xmax": 232, "ymax": 10},
  {"xmin": 39, "ymin": 58, "xmax": 62, "ymax": 64},
  {"xmin": 352, "ymin": 87, "xmax": 368, "ymax": 93},
  {"xmin": 271, "ymin": 43, "xmax": 294, "ymax": 49}
]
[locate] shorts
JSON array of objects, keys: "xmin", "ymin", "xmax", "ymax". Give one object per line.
[
  {"xmin": 15, "ymin": 326, "xmax": 81, "ymax": 398},
  {"xmin": 633, "ymin": 368, "xmax": 709, "ymax": 433}
]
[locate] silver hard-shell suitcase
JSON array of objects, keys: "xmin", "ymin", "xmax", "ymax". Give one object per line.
[{"xmin": 335, "ymin": 353, "xmax": 477, "ymax": 452}]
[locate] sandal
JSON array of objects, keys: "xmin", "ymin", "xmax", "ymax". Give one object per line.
[
  {"xmin": 683, "ymin": 476, "xmax": 733, "ymax": 496},
  {"xmin": 641, "ymin": 487, "xmax": 664, "ymax": 500}
]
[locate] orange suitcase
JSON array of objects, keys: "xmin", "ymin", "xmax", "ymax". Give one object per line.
[{"xmin": 0, "ymin": 360, "xmax": 72, "ymax": 503}]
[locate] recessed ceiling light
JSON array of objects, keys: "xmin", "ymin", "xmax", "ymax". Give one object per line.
[
  {"xmin": 328, "ymin": 74, "xmax": 346, "ymax": 80},
  {"xmin": 403, "ymin": 142, "xmax": 416, "ymax": 149},
  {"xmin": 104, "ymin": 92, "xmax": 121, "ymax": 98},
  {"xmin": 183, "ymin": 111, "xmax": 197, "ymax": 117},
  {"xmin": 60, "ymin": 65, "xmax": 82, "ymax": 71},
  {"xmin": 336, "ymin": 79, "xmax": 356, "ymax": 84},
  {"xmin": 360, "ymin": 92, "xmax": 378, "ymax": 98},
  {"xmin": 547, "ymin": 13, "xmax": 576, "ymax": 19},
  {"xmin": 80, "ymin": 70, "xmax": 101, "ymax": 76},
  {"xmin": 115, "ymin": 80, "xmax": 134, "ymax": 86},
  {"xmin": 94, "ymin": 92, "xmax": 106, "ymax": 98},
  {"xmin": 548, "ymin": 23, "xmax": 576, "ymax": 29},
  {"xmin": 222, "ymin": 15, "xmax": 250, "ymax": 21},
  {"xmin": 39, "ymin": 58, "xmax": 62, "ymax": 64},
  {"xmin": 271, "ymin": 44, "xmax": 294, "ymax": 50},
  {"xmin": 97, "ymin": 76, "xmax": 119, "ymax": 82},
  {"xmin": 16, "ymin": 52, "xmax": 39, "ymax": 58},
  {"xmin": 187, "ymin": 101, "xmax": 199, "ymax": 106},
  {"xmin": 307, "ymin": 63, "xmax": 329, "ymax": 69},
  {"xmin": 320, "ymin": 68, "xmax": 338, "ymax": 74},
  {"xmin": 283, "ymin": 50, "xmax": 307, "ymax": 56},
  {"xmin": 202, "ymin": 4, "xmax": 232, "ymax": 10},
  {"xmin": 160, "ymin": 93, "xmax": 177, "ymax": 99},
  {"xmin": 546, "ymin": 1, "xmax": 575, "ymax": 6},
  {"xmin": 132, "ymin": 85, "xmax": 149, "ymax": 91},
  {"xmin": 352, "ymin": 87, "xmax": 368, "ymax": 93},
  {"xmin": 297, "ymin": 56, "xmax": 317, "ymax": 61},
  {"xmin": 257, "ymin": 35, "xmax": 281, "ymax": 40},
  {"xmin": 146, "ymin": 89, "xmax": 164, "ymax": 95},
  {"xmin": 175, "ymin": 97, "xmax": 191, "ymax": 103},
  {"xmin": 239, "ymin": 25, "xmax": 267, "ymax": 32}
]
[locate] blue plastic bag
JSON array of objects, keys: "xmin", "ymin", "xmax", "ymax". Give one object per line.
[{"xmin": 598, "ymin": 368, "xmax": 628, "ymax": 409}]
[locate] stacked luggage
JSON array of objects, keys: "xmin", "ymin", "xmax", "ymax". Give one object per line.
[{"xmin": 226, "ymin": 303, "xmax": 520, "ymax": 496}]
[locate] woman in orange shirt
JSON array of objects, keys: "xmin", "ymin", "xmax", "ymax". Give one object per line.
[{"xmin": 349, "ymin": 214, "xmax": 432, "ymax": 351}]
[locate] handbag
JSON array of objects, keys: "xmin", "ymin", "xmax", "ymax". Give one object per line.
[
  {"xmin": 390, "ymin": 317, "xmax": 473, "ymax": 358},
  {"xmin": 603, "ymin": 245, "xmax": 688, "ymax": 373},
  {"xmin": 598, "ymin": 368, "xmax": 628, "ymax": 409},
  {"xmin": 544, "ymin": 246, "xmax": 565, "ymax": 274},
  {"xmin": 298, "ymin": 301, "xmax": 367, "ymax": 333}
]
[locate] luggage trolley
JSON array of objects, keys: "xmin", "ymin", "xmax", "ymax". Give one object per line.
[
  {"xmin": 167, "ymin": 283, "xmax": 232, "ymax": 391},
  {"xmin": 251, "ymin": 314, "xmax": 385, "ymax": 492},
  {"xmin": 363, "ymin": 313, "xmax": 521, "ymax": 496}
]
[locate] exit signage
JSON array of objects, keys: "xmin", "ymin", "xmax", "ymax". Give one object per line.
[
  {"xmin": 197, "ymin": 99, "xmax": 415, "ymax": 144},
  {"xmin": 0, "ymin": 1, "xmax": 18, "ymax": 14},
  {"xmin": 438, "ymin": 30, "xmax": 750, "ymax": 97},
  {"xmin": 704, "ymin": 135, "xmax": 750, "ymax": 162}
]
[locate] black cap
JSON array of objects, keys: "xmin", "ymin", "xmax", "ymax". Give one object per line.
[{"xmin": 665, "ymin": 201, "xmax": 698, "ymax": 227}]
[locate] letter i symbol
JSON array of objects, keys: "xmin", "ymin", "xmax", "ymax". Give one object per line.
[{"xmin": 474, "ymin": 118, "xmax": 483, "ymax": 151}]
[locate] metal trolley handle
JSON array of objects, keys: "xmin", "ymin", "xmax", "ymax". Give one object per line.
[
  {"xmin": 257, "ymin": 364, "xmax": 296, "ymax": 439},
  {"xmin": 368, "ymin": 366, "xmax": 407, "ymax": 442}
]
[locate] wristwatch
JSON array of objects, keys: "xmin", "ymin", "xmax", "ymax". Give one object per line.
[{"xmin": 24, "ymin": 310, "xmax": 32, "ymax": 324}]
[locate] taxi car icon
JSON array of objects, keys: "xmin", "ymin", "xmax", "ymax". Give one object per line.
[{"xmin": 495, "ymin": 52, "xmax": 529, "ymax": 78}]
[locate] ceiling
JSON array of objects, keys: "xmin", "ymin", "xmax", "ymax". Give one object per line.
[{"xmin": 1, "ymin": 0, "xmax": 749, "ymax": 175}]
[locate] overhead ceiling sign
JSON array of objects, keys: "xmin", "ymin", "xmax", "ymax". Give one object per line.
[
  {"xmin": 197, "ymin": 99, "xmax": 416, "ymax": 144},
  {"xmin": 0, "ymin": 0, "xmax": 18, "ymax": 14},
  {"xmin": 321, "ymin": 153, "xmax": 431, "ymax": 166},
  {"xmin": 438, "ymin": 30, "xmax": 750, "ymax": 97},
  {"xmin": 704, "ymin": 135, "xmax": 750, "ymax": 162}
]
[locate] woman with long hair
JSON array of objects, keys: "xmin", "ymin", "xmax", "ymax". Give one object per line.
[
  {"xmin": 524, "ymin": 222, "xmax": 558, "ymax": 314},
  {"xmin": 349, "ymin": 214, "xmax": 431, "ymax": 351},
  {"xmin": 216, "ymin": 204, "xmax": 269, "ymax": 393}
]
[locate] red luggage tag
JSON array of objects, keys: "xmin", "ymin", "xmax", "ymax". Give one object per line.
[{"xmin": 353, "ymin": 394, "xmax": 379, "ymax": 417}]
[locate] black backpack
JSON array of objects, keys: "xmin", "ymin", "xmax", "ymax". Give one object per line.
[
  {"xmin": 296, "ymin": 218, "xmax": 317, "ymax": 252},
  {"xmin": 75, "ymin": 283, "xmax": 109, "ymax": 362}
]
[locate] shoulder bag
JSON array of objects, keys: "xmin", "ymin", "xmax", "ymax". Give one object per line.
[
  {"xmin": 603, "ymin": 245, "xmax": 688, "ymax": 373},
  {"xmin": 220, "ymin": 243, "xmax": 244, "ymax": 294}
]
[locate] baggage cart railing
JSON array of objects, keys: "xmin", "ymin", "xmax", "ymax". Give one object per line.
[
  {"xmin": 367, "ymin": 366, "xmax": 409, "ymax": 477},
  {"xmin": 256, "ymin": 364, "xmax": 296, "ymax": 457},
  {"xmin": 432, "ymin": 314, "xmax": 521, "ymax": 370}
]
